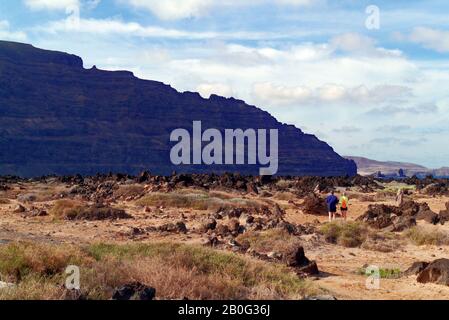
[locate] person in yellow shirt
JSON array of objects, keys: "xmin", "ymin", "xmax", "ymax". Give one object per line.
[{"xmin": 339, "ymin": 193, "xmax": 349, "ymax": 221}]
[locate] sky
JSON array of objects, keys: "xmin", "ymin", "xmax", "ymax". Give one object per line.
[{"xmin": 0, "ymin": 0, "xmax": 448, "ymax": 168}]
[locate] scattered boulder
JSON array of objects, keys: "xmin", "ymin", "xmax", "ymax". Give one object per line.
[
  {"xmin": 13, "ymin": 204, "xmax": 26, "ymax": 213},
  {"xmin": 228, "ymin": 219, "xmax": 243, "ymax": 235},
  {"xmin": 438, "ymin": 202, "xmax": 449, "ymax": 225},
  {"xmin": 201, "ymin": 235, "xmax": 220, "ymax": 247},
  {"xmin": 357, "ymin": 201, "xmax": 436, "ymax": 231},
  {"xmin": 112, "ymin": 282, "xmax": 156, "ymax": 300},
  {"xmin": 404, "ymin": 261, "xmax": 429, "ymax": 276},
  {"xmin": 417, "ymin": 259, "xmax": 449, "ymax": 286},
  {"xmin": 420, "ymin": 183, "xmax": 448, "ymax": 196},
  {"xmin": 300, "ymin": 193, "xmax": 328, "ymax": 216},
  {"xmin": 201, "ymin": 218, "xmax": 217, "ymax": 232},
  {"xmin": 246, "ymin": 183, "xmax": 259, "ymax": 194},
  {"xmin": 304, "ymin": 295, "xmax": 337, "ymax": 301},
  {"xmin": 283, "ymin": 245, "xmax": 319, "ymax": 275},
  {"xmin": 215, "ymin": 224, "xmax": 231, "ymax": 237},
  {"xmin": 158, "ymin": 221, "xmax": 188, "ymax": 234},
  {"xmin": 17, "ymin": 193, "xmax": 37, "ymax": 203}
]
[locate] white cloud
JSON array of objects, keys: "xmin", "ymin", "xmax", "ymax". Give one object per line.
[
  {"xmin": 23, "ymin": 0, "xmax": 100, "ymax": 11},
  {"xmin": 197, "ymin": 83, "xmax": 234, "ymax": 98},
  {"xmin": 0, "ymin": 20, "xmax": 27, "ymax": 41},
  {"xmin": 24, "ymin": 0, "xmax": 80, "ymax": 11},
  {"xmin": 122, "ymin": 0, "xmax": 319, "ymax": 20},
  {"xmin": 39, "ymin": 17, "xmax": 288, "ymax": 40},
  {"xmin": 252, "ymin": 82, "xmax": 312, "ymax": 105},
  {"xmin": 252, "ymin": 83, "xmax": 412, "ymax": 106},
  {"xmin": 409, "ymin": 27, "xmax": 449, "ymax": 53},
  {"xmin": 331, "ymin": 33, "xmax": 402, "ymax": 57}
]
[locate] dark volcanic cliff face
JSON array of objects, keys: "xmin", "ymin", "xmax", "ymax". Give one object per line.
[{"xmin": 0, "ymin": 40, "xmax": 356, "ymax": 177}]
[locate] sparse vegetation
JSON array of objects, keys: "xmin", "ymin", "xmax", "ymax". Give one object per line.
[
  {"xmin": 237, "ymin": 229, "xmax": 301, "ymax": 254},
  {"xmin": 50, "ymin": 200, "xmax": 131, "ymax": 221},
  {"xmin": 361, "ymin": 232, "xmax": 401, "ymax": 253},
  {"xmin": 319, "ymin": 221, "xmax": 369, "ymax": 248},
  {"xmin": 357, "ymin": 266, "xmax": 402, "ymax": 279},
  {"xmin": 113, "ymin": 185, "xmax": 144, "ymax": 199},
  {"xmin": 404, "ymin": 226, "xmax": 449, "ymax": 246},
  {"xmin": 136, "ymin": 192, "xmax": 263, "ymax": 211},
  {"xmin": 0, "ymin": 242, "xmax": 315, "ymax": 300},
  {"xmin": 273, "ymin": 191, "xmax": 297, "ymax": 201}
]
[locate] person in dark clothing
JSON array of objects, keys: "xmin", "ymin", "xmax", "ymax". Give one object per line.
[{"xmin": 326, "ymin": 191, "xmax": 339, "ymax": 222}]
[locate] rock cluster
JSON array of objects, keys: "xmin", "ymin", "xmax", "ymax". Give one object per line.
[{"xmin": 357, "ymin": 200, "xmax": 441, "ymax": 231}]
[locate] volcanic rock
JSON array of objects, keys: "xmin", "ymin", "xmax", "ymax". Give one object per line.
[
  {"xmin": 417, "ymin": 259, "xmax": 449, "ymax": 286},
  {"xmin": 283, "ymin": 245, "xmax": 319, "ymax": 275},
  {"xmin": 112, "ymin": 282, "xmax": 156, "ymax": 300},
  {"xmin": 404, "ymin": 262, "xmax": 429, "ymax": 276},
  {"xmin": 300, "ymin": 193, "xmax": 328, "ymax": 216}
]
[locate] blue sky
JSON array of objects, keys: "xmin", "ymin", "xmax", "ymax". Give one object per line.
[{"xmin": 1, "ymin": 0, "xmax": 449, "ymax": 168}]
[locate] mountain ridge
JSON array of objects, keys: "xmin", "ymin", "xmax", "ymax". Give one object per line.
[
  {"xmin": 0, "ymin": 40, "xmax": 356, "ymax": 177},
  {"xmin": 345, "ymin": 156, "xmax": 449, "ymax": 177}
]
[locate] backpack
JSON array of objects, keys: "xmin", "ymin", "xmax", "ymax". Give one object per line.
[{"xmin": 341, "ymin": 198, "xmax": 347, "ymax": 209}]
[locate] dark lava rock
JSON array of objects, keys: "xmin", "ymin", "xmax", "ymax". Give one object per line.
[
  {"xmin": 357, "ymin": 201, "xmax": 434, "ymax": 231},
  {"xmin": 228, "ymin": 219, "xmax": 241, "ymax": 235},
  {"xmin": 215, "ymin": 224, "xmax": 231, "ymax": 237},
  {"xmin": 201, "ymin": 218, "xmax": 217, "ymax": 232},
  {"xmin": 284, "ymin": 245, "xmax": 319, "ymax": 275},
  {"xmin": 297, "ymin": 261, "xmax": 320, "ymax": 276},
  {"xmin": 159, "ymin": 221, "xmax": 188, "ymax": 234},
  {"xmin": 417, "ymin": 259, "xmax": 449, "ymax": 286},
  {"xmin": 13, "ymin": 204, "xmax": 26, "ymax": 213},
  {"xmin": 112, "ymin": 282, "xmax": 156, "ymax": 300},
  {"xmin": 438, "ymin": 202, "xmax": 449, "ymax": 225},
  {"xmin": 246, "ymin": 182, "xmax": 259, "ymax": 194},
  {"xmin": 300, "ymin": 193, "xmax": 328, "ymax": 216},
  {"xmin": 404, "ymin": 261, "xmax": 429, "ymax": 276}
]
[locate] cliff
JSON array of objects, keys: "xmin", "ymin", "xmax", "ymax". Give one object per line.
[{"xmin": 0, "ymin": 40, "xmax": 357, "ymax": 177}]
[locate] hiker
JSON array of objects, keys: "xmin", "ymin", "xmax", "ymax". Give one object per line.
[
  {"xmin": 326, "ymin": 191, "xmax": 339, "ymax": 222},
  {"xmin": 339, "ymin": 192, "xmax": 349, "ymax": 221},
  {"xmin": 396, "ymin": 188, "xmax": 404, "ymax": 207}
]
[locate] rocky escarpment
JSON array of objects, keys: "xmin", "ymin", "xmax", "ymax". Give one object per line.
[{"xmin": 0, "ymin": 40, "xmax": 356, "ymax": 177}]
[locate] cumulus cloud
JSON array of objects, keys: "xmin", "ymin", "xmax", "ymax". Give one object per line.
[
  {"xmin": 333, "ymin": 126, "xmax": 362, "ymax": 133},
  {"xmin": 252, "ymin": 83, "xmax": 412, "ymax": 106},
  {"xmin": 0, "ymin": 20, "xmax": 27, "ymax": 41},
  {"xmin": 197, "ymin": 83, "xmax": 234, "ymax": 98},
  {"xmin": 24, "ymin": 0, "xmax": 100, "ymax": 11},
  {"xmin": 367, "ymin": 103, "xmax": 438, "ymax": 116},
  {"xmin": 408, "ymin": 27, "xmax": 449, "ymax": 53},
  {"xmin": 370, "ymin": 137, "xmax": 428, "ymax": 147},
  {"xmin": 330, "ymin": 33, "xmax": 402, "ymax": 57},
  {"xmin": 122, "ymin": 0, "xmax": 319, "ymax": 20},
  {"xmin": 39, "ymin": 17, "xmax": 286, "ymax": 40},
  {"xmin": 24, "ymin": 0, "xmax": 80, "ymax": 10}
]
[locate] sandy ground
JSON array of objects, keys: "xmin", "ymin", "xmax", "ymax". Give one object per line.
[{"xmin": 1, "ymin": 181, "xmax": 449, "ymax": 300}]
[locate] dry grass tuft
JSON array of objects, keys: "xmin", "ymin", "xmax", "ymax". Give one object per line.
[
  {"xmin": 50, "ymin": 200, "xmax": 131, "ymax": 221},
  {"xmin": 0, "ymin": 242, "xmax": 315, "ymax": 300},
  {"xmin": 136, "ymin": 192, "xmax": 263, "ymax": 211},
  {"xmin": 113, "ymin": 185, "xmax": 145, "ymax": 199},
  {"xmin": 237, "ymin": 229, "xmax": 301, "ymax": 254},
  {"xmin": 404, "ymin": 226, "xmax": 449, "ymax": 246},
  {"xmin": 319, "ymin": 221, "xmax": 370, "ymax": 248}
]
